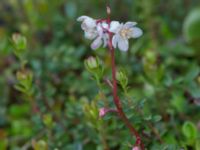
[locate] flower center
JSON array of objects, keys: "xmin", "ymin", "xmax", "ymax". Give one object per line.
[{"xmin": 120, "ymin": 28, "xmax": 132, "ymax": 39}]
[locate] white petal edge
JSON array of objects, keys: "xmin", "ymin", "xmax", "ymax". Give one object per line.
[
  {"xmin": 91, "ymin": 37, "xmax": 102, "ymax": 50},
  {"xmin": 118, "ymin": 39, "xmax": 129, "ymax": 51},
  {"xmin": 124, "ymin": 22, "xmax": 137, "ymax": 28},
  {"xmin": 112, "ymin": 35, "xmax": 119, "ymax": 48},
  {"xmin": 109, "ymin": 21, "xmax": 120, "ymax": 33},
  {"xmin": 131, "ymin": 27, "xmax": 143, "ymax": 38},
  {"xmin": 77, "ymin": 16, "xmax": 90, "ymax": 22}
]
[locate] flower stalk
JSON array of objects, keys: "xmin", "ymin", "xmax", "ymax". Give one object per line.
[{"xmin": 106, "ymin": 6, "xmax": 144, "ymax": 150}]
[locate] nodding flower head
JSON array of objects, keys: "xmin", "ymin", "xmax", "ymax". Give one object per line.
[
  {"xmin": 77, "ymin": 16, "xmax": 97, "ymax": 40},
  {"xmin": 77, "ymin": 16, "xmax": 143, "ymax": 52}
]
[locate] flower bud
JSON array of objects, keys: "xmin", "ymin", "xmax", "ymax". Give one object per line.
[
  {"xmin": 16, "ymin": 70, "xmax": 33, "ymax": 81},
  {"xmin": 12, "ymin": 33, "xmax": 27, "ymax": 50},
  {"xmin": 99, "ymin": 107, "xmax": 117, "ymax": 118},
  {"xmin": 132, "ymin": 146, "xmax": 140, "ymax": 150},
  {"xmin": 116, "ymin": 69, "xmax": 128, "ymax": 89},
  {"xmin": 106, "ymin": 6, "xmax": 111, "ymax": 15},
  {"xmin": 99, "ymin": 108, "xmax": 108, "ymax": 117},
  {"xmin": 85, "ymin": 56, "xmax": 99, "ymax": 69},
  {"xmin": 32, "ymin": 140, "xmax": 48, "ymax": 150},
  {"xmin": 84, "ymin": 56, "xmax": 102, "ymax": 74},
  {"xmin": 43, "ymin": 114, "xmax": 53, "ymax": 128}
]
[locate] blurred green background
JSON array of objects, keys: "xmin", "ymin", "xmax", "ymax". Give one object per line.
[{"xmin": 0, "ymin": 0, "xmax": 200, "ymax": 149}]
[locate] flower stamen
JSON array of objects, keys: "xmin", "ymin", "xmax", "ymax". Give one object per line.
[{"xmin": 120, "ymin": 28, "xmax": 132, "ymax": 39}]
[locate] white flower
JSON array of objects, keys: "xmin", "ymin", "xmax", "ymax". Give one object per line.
[
  {"xmin": 77, "ymin": 16, "xmax": 143, "ymax": 52},
  {"xmin": 77, "ymin": 16, "xmax": 97, "ymax": 40},
  {"xmin": 111, "ymin": 22, "xmax": 143, "ymax": 51},
  {"xmin": 91, "ymin": 22, "xmax": 109, "ymax": 50}
]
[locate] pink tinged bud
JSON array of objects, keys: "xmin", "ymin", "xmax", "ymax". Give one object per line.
[
  {"xmin": 99, "ymin": 108, "xmax": 117, "ymax": 118},
  {"xmin": 132, "ymin": 146, "xmax": 140, "ymax": 150},
  {"xmin": 106, "ymin": 6, "xmax": 111, "ymax": 15},
  {"xmin": 99, "ymin": 108, "xmax": 108, "ymax": 117}
]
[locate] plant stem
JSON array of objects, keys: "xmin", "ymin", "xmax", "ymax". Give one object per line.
[
  {"xmin": 106, "ymin": 6, "xmax": 144, "ymax": 149},
  {"xmin": 108, "ymin": 38, "xmax": 144, "ymax": 149}
]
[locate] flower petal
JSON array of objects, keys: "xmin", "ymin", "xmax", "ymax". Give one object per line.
[
  {"xmin": 77, "ymin": 16, "xmax": 90, "ymax": 22},
  {"xmin": 91, "ymin": 37, "xmax": 102, "ymax": 50},
  {"xmin": 124, "ymin": 22, "xmax": 137, "ymax": 28},
  {"xmin": 118, "ymin": 38, "xmax": 129, "ymax": 51},
  {"xmin": 81, "ymin": 22, "xmax": 88, "ymax": 30},
  {"xmin": 97, "ymin": 24, "xmax": 103, "ymax": 35},
  {"xmin": 131, "ymin": 27, "xmax": 143, "ymax": 38},
  {"xmin": 103, "ymin": 34, "xmax": 109, "ymax": 47},
  {"xmin": 112, "ymin": 35, "xmax": 119, "ymax": 48},
  {"xmin": 77, "ymin": 16, "xmax": 96, "ymax": 28},
  {"xmin": 85, "ymin": 18, "xmax": 96, "ymax": 28},
  {"xmin": 84, "ymin": 31, "xmax": 97, "ymax": 40},
  {"xmin": 109, "ymin": 21, "xmax": 120, "ymax": 33}
]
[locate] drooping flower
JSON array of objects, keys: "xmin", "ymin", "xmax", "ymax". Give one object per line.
[
  {"xmin": 77, "ymin": 16, "xmax": 97, "ymax": 40},
  {"xmin": 77, "ymin": 16, "xmax": 110, "ymax": 50},
  {"xmin": 111, "ymin": 22, "xmax": 143, "ymax": 51}
]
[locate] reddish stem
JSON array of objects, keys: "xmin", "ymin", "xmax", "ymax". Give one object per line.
[{"xmin": 106, "ymin": 6, "xmax": 144, "ymax": 150}]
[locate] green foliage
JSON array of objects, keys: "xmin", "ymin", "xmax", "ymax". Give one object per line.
[
  {"xmin": 15, "ymin": 70, "xmax": 34, "ymax": 98},
  {"xmin": 182, "ymin": 121, "xmax": 198, "ymax": 145},
  {"xmin": 8, "ymin": 104, "xmax": 30, "ymax": 118},
  {"xmin": 12, "ymin": 33, "xmax": 27, "ymax": 53},
  {"xmin": 0, "ymin": 0, "xmax": 199, "ymax": 149},
  {"xmin": 196, "ymin": 138, "xmax": 200, "ymax": 150},
  {"xmin": 183, "ymin": 8, "xmax": 200, "ymax": 43},
  {"xmin": 116, "ymin": 68, "xmax": 129, "ymax": 91},
  {"xmin": 32, "ymin": 140, "xmax": 48, "ymax": 150}
]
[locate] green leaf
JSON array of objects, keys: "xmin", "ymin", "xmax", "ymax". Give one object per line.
[
  {"xmin": 0, "ymin": 139, "xmax": 7, "ymax": 150},
  {"xmin": 196, "ymin": 139, "xmax": 200, "ymax": 150},
  {"xmin": 182, "ymin": 121, "xmax": 197, "ymax": 140},
  {"xmin": 152, "ymin": 115, "xmax": 162, "ymax": 122},
  {"xmin": 183, "ymin": 8, "xmax": 200, "ymax": 42},
  {"xmin": 9, "ymin": 104, "xmax": 30, "ymax": 118},
  {"xmin": 32, "ymin": 140, "xmax": 48, "ymax": 150}
]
